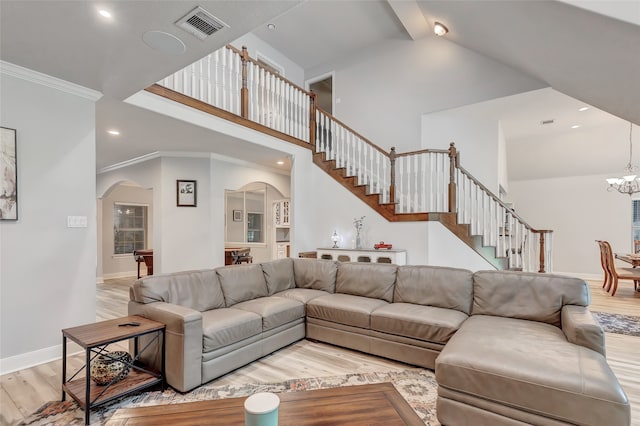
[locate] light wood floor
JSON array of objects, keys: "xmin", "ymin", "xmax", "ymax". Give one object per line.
[{"xmin": 1, "ymin": 277, "xmax": 638, "ymax": 425}]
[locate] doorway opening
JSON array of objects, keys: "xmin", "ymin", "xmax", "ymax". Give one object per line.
[{"xmin": 308, "ymin": 73, "xmax": 334, "ymax": 114}]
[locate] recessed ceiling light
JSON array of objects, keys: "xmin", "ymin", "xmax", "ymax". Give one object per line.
[
  {"xmin": 578, "ymin": 107, "xmax": 589, "ymax": 112},
  {"xmin": 276, "ymin": 160, "xmax": 284, "ymax": 165},
  {"xmin": 99, "ymin": 9, "xmax": 112, "ymax": 18},
  {"xmin": 434, "ymin": 22, "xmax": 449, "ymax": 36},
  {"xmin": 107, "ymin": 130, "xmax": 120, "ymax": 135},
  {"xmin": 267, "ymin": 23, "xmax": 276, "ymax": 30},
  {"xmin": 571, "ymin": 125, "xmax": 581, "ymax": 129}
]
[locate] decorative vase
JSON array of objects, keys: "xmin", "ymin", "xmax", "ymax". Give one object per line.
[{"xmin": 90, "ymin": 351, "xmax": 132, "ymax": 386}]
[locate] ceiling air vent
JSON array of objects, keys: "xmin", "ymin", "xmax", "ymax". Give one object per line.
[
  {"xmin": 175, "ymin": 6, "xmax": 228, "ymax": 40},
  {"xmin": 540, "ymin": 119, "xmax": 555, "ymax": 125}
]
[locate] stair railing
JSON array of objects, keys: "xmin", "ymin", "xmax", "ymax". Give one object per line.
[
  {"xmin": 453, "ymin": 147, "xmax": 553, "ymax": 272},
  {"xmin": 152, "ymin": 44, "xmax": 553, "ymax": 272},
  {"xmin": 315, "ymin": 108, "xmax": 391, "ymax": 203}
]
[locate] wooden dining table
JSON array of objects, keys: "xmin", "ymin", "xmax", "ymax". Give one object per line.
[{"xmin": 615, "ymin": 253, "xmax": 640, "ymax": 267}]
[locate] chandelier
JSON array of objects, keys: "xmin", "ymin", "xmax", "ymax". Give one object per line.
[{"xmin": 607, "ymin": 122, "xmax": 639, "ymax": 195}]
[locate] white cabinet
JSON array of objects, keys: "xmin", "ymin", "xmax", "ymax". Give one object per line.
[
  {"xmin": 316, "ymin": 248, "xmax": 407, "ymax": 265},
  {"xmin": 273, "ymin": 199, "xmax": 290, "ymax": 227},
  {"xmin": 272, "ymin": 199, "xmax": 290, "ymax": 260}
]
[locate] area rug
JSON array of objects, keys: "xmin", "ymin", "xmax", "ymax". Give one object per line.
[
  {"xmin": 20, "ymin": 369, "xmax": 438, "ymax": 425},
  {"xmin": 592, "ymin": 311, "xmax": 640, "ymax": 337}
]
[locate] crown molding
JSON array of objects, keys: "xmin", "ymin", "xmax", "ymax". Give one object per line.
[
  {"xmin": 98, "ymin": 150, "xmax": 290, "ymax": 176},
  {"xmin": 97, "ymin": 152, "xmax": 162, "ymax": 174},
  {"xmin": 0, "ymin": 61, "xmax": 102, "ymax": 101}
]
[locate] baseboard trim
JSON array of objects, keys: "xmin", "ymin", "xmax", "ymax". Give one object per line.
[
  {"xmin": 102, "ymin": 271, "xmax": 138, "ymax": 280},
  {"xmin": 553, "ymin": 271, "xmax": 603, "ymax": 281},
  {"xmin": 0, "ymin": 344, "xmax": 82, "ymax": 375}
]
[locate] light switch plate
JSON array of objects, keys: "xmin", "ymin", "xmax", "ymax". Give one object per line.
[{"xmin": 67, "ymin": 216, "xmax": 88, "ymax": 228}]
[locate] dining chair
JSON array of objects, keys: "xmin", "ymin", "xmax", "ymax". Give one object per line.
[
  {"xmin": 600, "ymin": 240, "xmax": 640, "ymax": 296},
  {"xmin": 596, "ymin": 240, "xmax": 611, "ymax": 291}
]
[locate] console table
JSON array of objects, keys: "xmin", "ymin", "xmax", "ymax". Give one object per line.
[{"xmin": 316, "ymin": 248, "xmax": 407, "ymax": 265}]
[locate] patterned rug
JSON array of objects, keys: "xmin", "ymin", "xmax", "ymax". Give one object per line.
[
  {"xmin": 592, "ymin": 311, "xmax": 640, "ymax": 337},
  {"xmin": 20, "ymin": 369, "xmax": 438, "ymax": 425}
]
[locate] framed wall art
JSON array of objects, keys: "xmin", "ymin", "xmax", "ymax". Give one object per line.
[
  {"xmin": 0, "ymin": 127, "xmax": 17, "ymax": 220},
  {"xmin": 233, "ymin": 210, "xmax": 243, "ymax": 222},
  {"xmin": 177, "ymin": 180, "xmax": 197, "ymax": 207}
]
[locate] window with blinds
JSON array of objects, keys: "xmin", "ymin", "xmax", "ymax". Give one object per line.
[{"xmin": 114, "ymin": 203, "xmax": 148, "ymax": 255}]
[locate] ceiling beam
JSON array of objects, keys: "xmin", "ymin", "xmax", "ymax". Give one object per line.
[{"xmin": 387, "ymin": 0, "xmax": 430, "ymax": 40}]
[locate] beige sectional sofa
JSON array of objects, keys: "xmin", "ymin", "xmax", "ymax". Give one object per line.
[{"xmin": 128, "ymin": 258, "xmax": 630, "ymax": 426}]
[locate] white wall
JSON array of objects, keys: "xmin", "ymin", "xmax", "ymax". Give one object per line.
[
  {"xmin": 100, "ymin": 184, "xmax": 153, "ymax": 279},
  {"xmin": 157, "ymin": 157, "xmax": 211, "ymax": 273},
  {"xmin": 307, "ymin": 36, "xmax": 546, "ymax": 154},
  {"xmin": 422, "ymin": 106, "xmax": 502, "ymax": 194},
  {"xmin": 508, "ymin": 173, "xmax": 631, "ymax": 277},
  {"xmin": 0, "ymin": 66, "xmax": 99, "ymax": 372}
]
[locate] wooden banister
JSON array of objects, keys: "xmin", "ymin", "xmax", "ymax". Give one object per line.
[{"xmin": 315, "ymin": 107, "xmax": 389, "ymax": 157}]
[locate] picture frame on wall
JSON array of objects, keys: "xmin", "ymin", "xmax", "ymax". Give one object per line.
[
  {"xmin": 177, "ymin": 180, "xmax": 197, "ymax": 207},
  {"xmin": 233, "ymin": 210, "xmax": 242, "ymax": 222},
  {"xmin": 0, "ymin": 127, "xmax": 18, "ymax": 220}
]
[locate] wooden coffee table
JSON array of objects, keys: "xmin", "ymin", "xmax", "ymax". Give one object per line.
[{"xmin": 105, "ymin": 382, "xmax": 423, "ymax": 425}]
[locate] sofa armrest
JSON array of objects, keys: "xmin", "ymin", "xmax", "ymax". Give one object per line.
[
  {"xmin": 561, "ymin": 305, "xmax": 605, "ymax": 356},
  {"xmin": 128, "ymin": 300, "xmax": 203, "ymax": 392}
]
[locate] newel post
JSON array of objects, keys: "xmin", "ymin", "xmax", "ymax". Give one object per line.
[
  {"xmin": 390, "ymin": 147, "xmax": 397, "ymax": 204},
  {"xmin": 448, "ymin": 142, "xmax": 458, "ymax": 213},
  {"xmin": 240, "ymin": 46, "xmax": 249, "ymax": 119},
  {"xmin": 538, "ymin": 232, "xmax": 546, "ymax": 273},
  {"xmin": 309, "ymin": 92, "xmax": 317, "ymax": 149}
]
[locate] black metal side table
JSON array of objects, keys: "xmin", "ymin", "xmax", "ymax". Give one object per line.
[{"xmin": 61, "ymin": 315, "xmax": 165, "ymax": 425}]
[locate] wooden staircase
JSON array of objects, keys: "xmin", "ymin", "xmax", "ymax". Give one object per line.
[
  {"xmin": 148, "ymin": 43, "xmax": 552, "ymax": 272},
  {"xmin": 313, "ymin": 151, "xmax": 509, "ymax": 270}
]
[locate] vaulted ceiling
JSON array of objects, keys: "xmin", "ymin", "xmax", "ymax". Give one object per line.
[{"xmin": 1, "ymin": 0, "xmax": 638, "ymax": 173}]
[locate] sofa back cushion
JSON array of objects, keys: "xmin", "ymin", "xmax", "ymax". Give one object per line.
[
  {"xmin": 472, "ymin": 270, "xmax": 590, "ymax": 327},
  {"xmin": 261, "ymin": 258, "xmax": 295, "ymax": 295},
  {"xmin": 336, "ymin": 263, "xmax": 397, "ymax": 303},
  {"xmin": 216, "ymin": 264, "xmax": 269, "ymax": 307},
  {"xmin": 394, "ymin": 265, "xmax": 473, "ymax": 314},
  {"xmin": 292, "ymin": 258, "xmax": 337, "ymax": 293},
  {"xmin": 130, "ymin": 269, "xmax": 225, "ymax": 311}
]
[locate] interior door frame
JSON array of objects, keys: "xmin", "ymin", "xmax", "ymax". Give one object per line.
[{"xmin": 305, "ymin": 71, "xmax": 335, "ymax": 115}]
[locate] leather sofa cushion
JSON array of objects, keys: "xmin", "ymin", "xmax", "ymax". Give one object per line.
[
  {"xmin": 394, "ymin": 265, "xmax": 473, "ymax": 314},
  {"xmin": 306, "ymin": 293, "xmax": 388, "ymax": 329},
  {"xmin": 436, "ymin": 315, "xmax": 630, "ymax": 426},
  {"xmin": 233, "ymin": 297, "xmax": 305, "ymax": 331},
  {"xmin": 275, "ymin": 288, "xmax": 331, "ymax": 304},
  {"xmin": 216, "ymin": 264, "xmax": 268, "ymax": 307},
  {"xmin": 472, "ymin": 271, "xmax": 589, "ymax": 327},
  {"xmin": 371, "ymin": 303, "xmax": 468, "ymax": 344},
  {"xmin": 336, "ymin": 263, "xmax": 397, "ymax": 303},
  {"xmin": 201, "ymin": 308, "xmax": 262, "ymax": 352},
  {"xmin": 292, "ymin": 258, "xmax": 337, "ymax": 292},
  {"xmin": 130, "ymin": 269, "xmax": 225, "ymax": 311},
  {"xmin": 261, "ymin": 258, "xmax": 295, "ymax": 295}
]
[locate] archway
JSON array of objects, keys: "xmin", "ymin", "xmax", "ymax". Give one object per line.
[{"xmin": 97, "ymin": 180, "xmax": 154, "ymax": 283}]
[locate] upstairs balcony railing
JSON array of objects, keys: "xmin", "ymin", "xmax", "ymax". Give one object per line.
[{"xmin": 152, "ymin": 45, "xmax": 553, "ymax": 273}]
